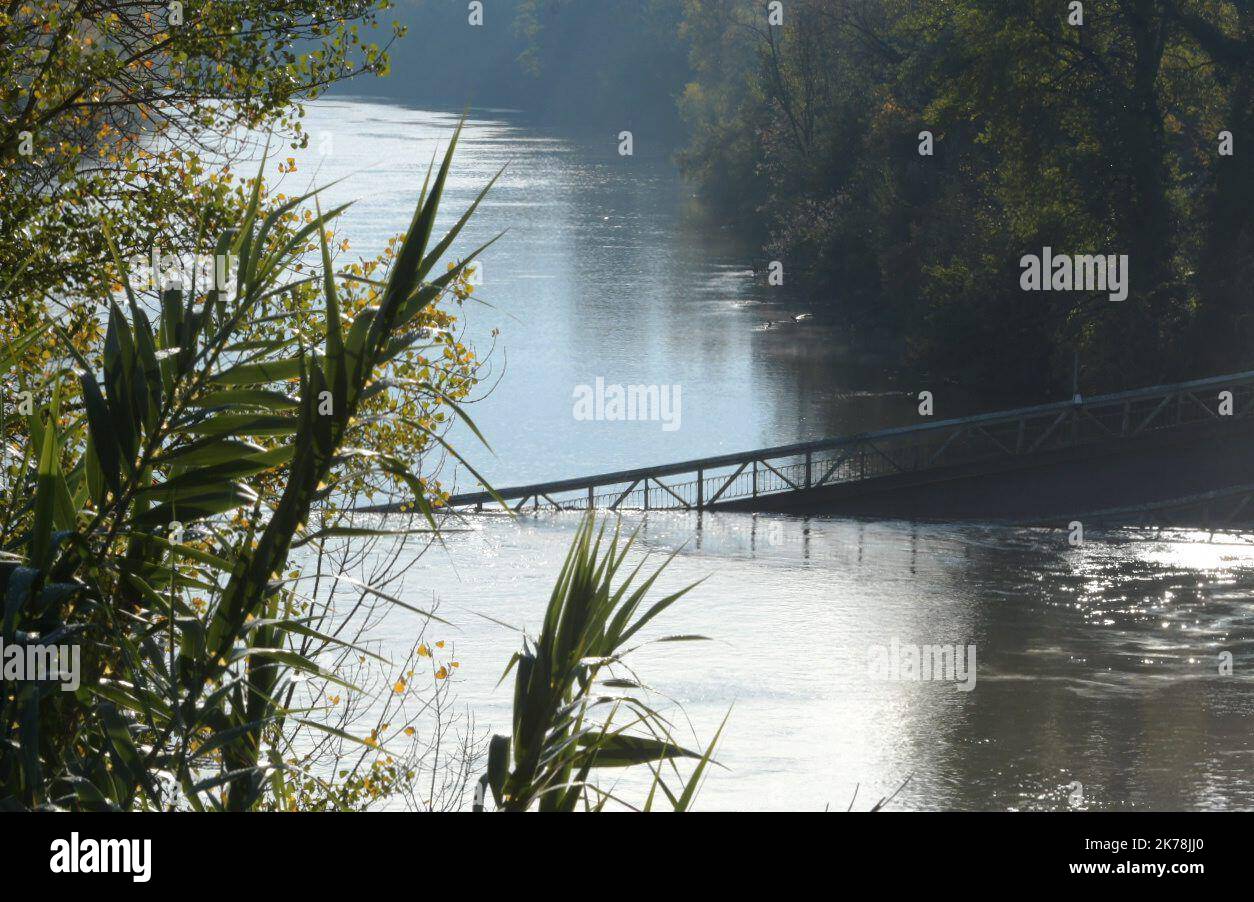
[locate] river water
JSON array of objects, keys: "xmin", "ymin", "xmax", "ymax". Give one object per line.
[{"xmin": 287, "ymin": 98, "xmax": 1254, "ymax": 811}]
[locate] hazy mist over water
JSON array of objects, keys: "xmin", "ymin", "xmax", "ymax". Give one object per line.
[{"xmin": 285, "ymin": 98, "xmax": 919, "ymax": 488}]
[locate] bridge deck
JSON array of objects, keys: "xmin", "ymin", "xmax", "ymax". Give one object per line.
[{"xmin": 368, "ymin": 370, "xmax": 1254, "ymax": 517}]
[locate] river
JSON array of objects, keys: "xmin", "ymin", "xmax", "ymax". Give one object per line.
[{"xmin": 284, "ymin": 98, "xmax": 1254, "ymax": 811}]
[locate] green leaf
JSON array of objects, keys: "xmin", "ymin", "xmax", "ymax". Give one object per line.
[
  {"xmin": 212, "ymin": 358, "xmax": 304, "ymax": 385},
  {"xmin": 316, "ymin": 198, "xmax": 348, "ymax": 412},
  {"xmin": 19, "ymin": 692, "xmax": 43, "ymax": 806},
  {"xmin": 78, "ymin": 370, "xmax": 124, "ymax": 495},
  {"xmin": 156, "ymin": 436, "xmax": 269, "ymax": 468},
  {"xmin": 486, "ymin": 734, "xmax": 510, "ymax": 808},
  {"xmin": 103, "ymin": 299, "xmax": 140, "ymax": 462},
  {"xmin": 31, "ymin": 407, "xmax": 61, "ymax": 569},
  {"xmin": 418, "ymin": 164, "xmax": 506, "ymax": 283},
  {"xmin": 0, "ymin": 322, "xmax": 49, "ymax": 379},
  {"xmin": 144, "ymin": 534, "xmax": 234, "ymax": 573},
  {"xmin": 3, "ymin": 567, "xmax": 39, "ymax": 641},
  {"xmin": 674, "ymin": 708, "xmax": 731, "ymax": 812},
  {"xmin": 134, "ymin": 484, "xmax": 259, "ymax": 527},
  {"xmin": 97, "ymin": 702, "xmax": 151, "ymax": 806},
  {"xmin": 129, "ymin": 305, "xmax": 163, "ymax": 433},
  {"xmin": 136, "ymin": 446, "xmax": 294, "ymax": 500},
  {"xmin": 172, "ymin": 413, "xmax": 299, "ymax": 437},
  {"xmin": 578, "ymin": 732, "xmax": 702, "ymax": 768},
  {"xmin": 191, "ymin": 388, "xmax": 299, "ymax": 411},
  {"xmin": 229, "ymin": 647, "xmax": 365, "ymax": 694},
  {"xmin": 291, "ymin": 524, "xmax": 446, "ymax": 548}
]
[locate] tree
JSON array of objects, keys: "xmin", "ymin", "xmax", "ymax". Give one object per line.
[
  {"xmin": 0, "ymin": 1, "xmax": 401, "ymax": 303},
  {"xmin": 677, "ymin": 0, "xmax": 1254, "ymax": 398}
]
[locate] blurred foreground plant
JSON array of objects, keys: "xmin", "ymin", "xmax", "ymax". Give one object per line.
[{"xmin": 482, "ymin": 513, "xmax": 726, "ymax": 812}]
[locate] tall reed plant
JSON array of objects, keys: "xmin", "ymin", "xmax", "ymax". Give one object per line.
[
  {"xmin": 483, "ymin": 513, "xmax": 726, "ymax": 812},
  {"xmin": 0, "ymin": 124, "xmax": 498, "ymax": 811}
]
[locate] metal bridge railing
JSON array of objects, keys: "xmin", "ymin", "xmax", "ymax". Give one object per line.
[{"xmin": 373, "ymin": 369, "xmax": 1254, "ymax": 514}]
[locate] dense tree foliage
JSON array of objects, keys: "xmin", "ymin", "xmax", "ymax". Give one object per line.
[
  {"xmin": 678, "ymin": 0, "xmax": 1254, "ymax": 399},
  {"xmin": 374, "ymin": 1, "xmax": 1251, "ymax": 399},
  {"xmin": 0, "ymin": 0, "xmax": 400, "ymax": 305}
]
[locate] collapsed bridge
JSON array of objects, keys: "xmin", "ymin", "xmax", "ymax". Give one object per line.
[{"xmin": 374, "ymin": 370, "xmax": 1254, "ymax": 528}]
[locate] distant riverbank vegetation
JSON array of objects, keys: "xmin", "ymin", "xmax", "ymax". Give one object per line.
[{"xmin": 380, "ymin": 0, "xmax": 1253, "ymax": 401}]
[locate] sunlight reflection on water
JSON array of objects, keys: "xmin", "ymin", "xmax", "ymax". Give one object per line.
[{"xmin": 366, "ymin": 512, "xmax": 1254, "ymax": 811}]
